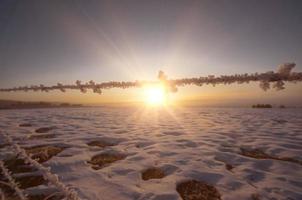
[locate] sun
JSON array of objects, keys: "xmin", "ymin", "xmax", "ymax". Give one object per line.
[{"xmin": 143, "ymin": 84, "xmax": 167, "ymax": 106}]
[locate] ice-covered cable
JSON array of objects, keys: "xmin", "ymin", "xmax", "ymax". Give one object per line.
[
  {"xmin": 0, "ymin": 132, "xmax": 81, "ymax": 200},
  {"xmin": 0, "ymin": 63, "xmax": 301, "ymax": 94},
  {"xmin": 0, "ymin": 161, "xmax": 27, "ymax": 200},
  {"xmin": 0, "ymin": 188, "xmax": 5, "ymax": 200}
]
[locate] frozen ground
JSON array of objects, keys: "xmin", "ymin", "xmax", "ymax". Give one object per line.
[{"xmin": 0, "ymin": 107, "xmax": 302, "ymax": 200}]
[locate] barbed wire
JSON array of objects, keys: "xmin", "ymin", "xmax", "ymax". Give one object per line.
[
  {"xmin": 0, "ymin": 160, "xmax": 28, "ymax": 200},
  {"xmin": 0, "ymin": 132, "xmax": 81, "ymax": 200},
  {"xmin": 0, "ymin": 188, "xmax": 5, "ymax": 200},
  {"xmin": 0, "ymin": 63, "xmax": 301, "ymax": 94}
]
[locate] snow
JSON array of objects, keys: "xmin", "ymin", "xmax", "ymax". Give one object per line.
[{"xmin": 0, "ymin": 107, "xmax": 302, "ymax": 200}]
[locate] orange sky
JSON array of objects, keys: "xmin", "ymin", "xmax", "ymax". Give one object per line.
[
  {"xmin": 1, "ymin": 82, "xmax": 301, "ymax": 107},
  {"xmin": 1, "ymin": 1, "xmax": 302, "ymax": 106}
]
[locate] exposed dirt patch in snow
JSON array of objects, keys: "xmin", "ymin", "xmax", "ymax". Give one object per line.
[
  {"xmin": 251, "ymin": 193, "xmax": 261, "ymax": 200},
  {"xmin": 15, "ymin": 174, "xmax": 47, "ymax": 189},
  {"xmin": 27, "ymin": 193, "xmax": 65, "ymax": 200},
  {"xmin": 0, "ymin": 143, "xmax": 9, "ymax": 149},
  {"xmin": 3, "ymin": 156, "xmax": 36, "ymax": 173},
  {"xmin": 225, "ymin": 163, "xmax": 234, "ymax": 171},
  {"xmin": 28, "ymin": 133, "xmax": 57, "ymax": 140},
  {"xmin": 240, "ymin": 148, "xmax": 302, "ymax": 166},
  {"xmin": 19, "ymin": 123, "xmax": 32, "ymax": 127},
  {"xmin": 35, "ymin": 126, "xmax": 56, "ymax": 133},
  {"xmin": 176, "ymin": 180, "xmax": 221, "ymax": 200},
  {"xmin": 87, "ymin": 140, "xmax": 116, "ymax": 148},
  {"xmin": 141, "ymin": 167, "xmax": 166, "ymax": 180},
  {"xmin": 25, "ymin": 145, "xmax": 64, "ymax": 163},
  {"xmin": 88, "ymin": 152, "xmax": 126, "ymax": 170}
]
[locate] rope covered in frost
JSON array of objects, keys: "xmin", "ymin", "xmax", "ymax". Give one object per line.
[
  {"xmin": 0, "ymin": 188, "xmax": 6, "ymax": 200},
  {"xmin": 0, "ymin": 132, "xmax": 81, "ymax": 200},
  {"xmin": 0, "ymin": 160, "xmax": 27, "ymax": 200},
  {"xmin": 0, "ymin": 63, "xmax": 301, "ymax": 94}
]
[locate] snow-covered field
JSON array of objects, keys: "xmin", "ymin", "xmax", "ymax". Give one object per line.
[{"xmin": 0, "ymin": 107, "xmax": 302, "ymax": 200}]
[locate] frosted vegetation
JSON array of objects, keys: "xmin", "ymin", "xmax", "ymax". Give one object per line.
[{"xmin": 0, "ymin": 107, "xmax": 301, "ymax": 200}]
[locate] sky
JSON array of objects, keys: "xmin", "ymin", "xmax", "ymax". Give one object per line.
[{"xmin": 0, "ymin": 0, "xmax": 301, "ymax": 106}]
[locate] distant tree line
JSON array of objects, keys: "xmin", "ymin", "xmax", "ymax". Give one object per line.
[
  {"xmin": 252, "ymin": 104, "xmax": 286, "ymax": 108},
  {"xmin": 252, "ymin": 104, "xmax": 273, "ymax": 108}
]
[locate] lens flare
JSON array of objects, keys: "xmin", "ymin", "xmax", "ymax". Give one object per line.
[{"xmin": 143, "ymin": 85, "xmax": 167, "ymax": 106}]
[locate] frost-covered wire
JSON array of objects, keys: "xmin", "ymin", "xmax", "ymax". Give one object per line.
[
  {"xmin": 43, "ymin": 191, "xmax": 63, "ymax": 200},
  {"xmin": 0, "ymin": 188, "xmax": 5, "ymax": 200},
  {"xmin": 168, "ymin": 63, "xmax": 302, "ymax": 92},
  {"xmin": 0, "ymin": 132, "xmax": 81, "ymax": 200},
  {"xmin": 0, "ymin": 160, "xmax": 27, "ymax": 200},
  {"xmin": 0, "ymin": 63, "xmax": 301, "ymax": 94}
]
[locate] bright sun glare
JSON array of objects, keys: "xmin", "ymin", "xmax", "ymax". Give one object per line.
[{"xmin": 143, "ymin": 85, "xmax": 167, "ymax": 106}]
